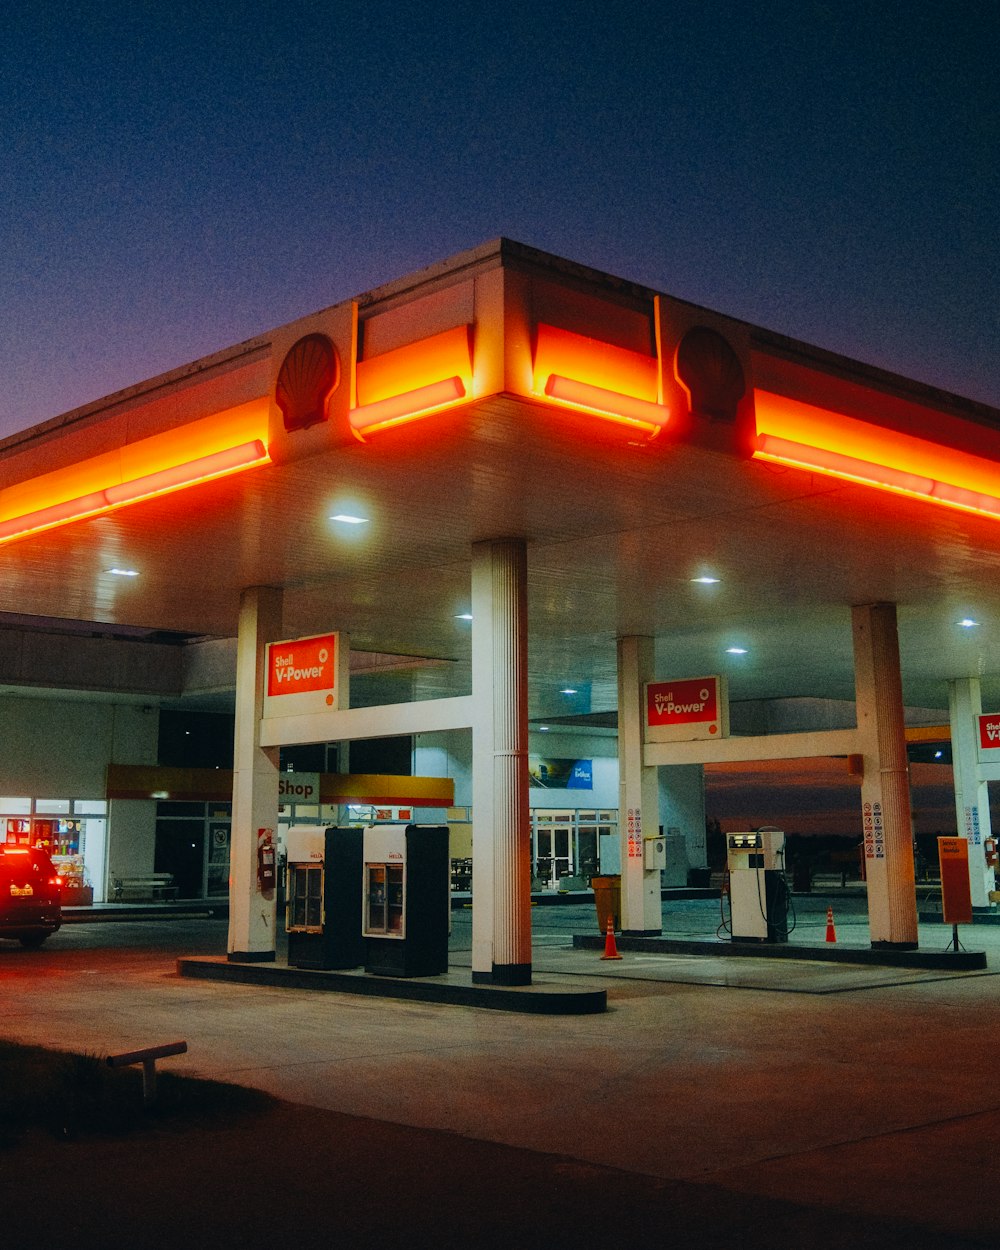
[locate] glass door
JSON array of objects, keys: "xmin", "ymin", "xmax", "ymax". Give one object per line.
[
  {"xmin": 365, "ymin": 864, "xmax": 387, "ymax": 933},
  {"xmin": 288, "ymin": 863, "xmax": 323, "ymax": 931}
]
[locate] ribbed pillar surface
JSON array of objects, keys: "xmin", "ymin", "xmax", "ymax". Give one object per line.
[
  {"xmin": 471, "ymin": 539, "xmax": 531, "ymax": 984},
  {"xmin": 852, "ymin": 603, "xmax": 918, "ymax": 947},
  {"xmin": 228, "ymin": 585, "xmax": 283, "ymax": 961}
]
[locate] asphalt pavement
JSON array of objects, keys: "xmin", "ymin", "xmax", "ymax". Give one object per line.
[{"xmin": 2, "ymin": 894, "xmax": 999, "ymax": 1247}]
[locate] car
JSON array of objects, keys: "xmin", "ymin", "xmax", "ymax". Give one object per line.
[{"xmin": 0, "ymin": 845, "xmax": 62, "ymax": 947}]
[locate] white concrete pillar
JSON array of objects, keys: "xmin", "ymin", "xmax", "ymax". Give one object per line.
[
  {"xmin": 228, "ymin": 586, "xmax": 283, "ymax": 962},
  {"xmin": 617, "ymin": 636, "xmax": 662, "ymax": 934},
  {"xmin": 852, "ymin": 603, "xmax": 918, "ymax": 947},
  {"xmin": 471, "ymin": 539, "xmax": 531, "ymax": 985},
  {"xmin": 948, "ymin": 677, "xmax": 995, "ymax": 908}
]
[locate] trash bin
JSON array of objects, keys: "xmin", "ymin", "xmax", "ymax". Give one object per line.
[{"xmin": 591, "ymin": 874, "xmax": 621, "ymax": 933}]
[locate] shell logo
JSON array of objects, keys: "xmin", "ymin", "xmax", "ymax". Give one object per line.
[{"xmin": 276, "ymin": 334, "xmax": 340, "ymax": 433}]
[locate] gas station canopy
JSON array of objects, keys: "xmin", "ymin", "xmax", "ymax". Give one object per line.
[{"xmin": 2, "ymin": 238, "xmax": 999, "ymax": 719}]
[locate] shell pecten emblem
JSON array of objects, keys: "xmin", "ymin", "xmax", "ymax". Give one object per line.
[{"xmin": 275, "ymin": 334, "xmax": 341, "ymax": 433}]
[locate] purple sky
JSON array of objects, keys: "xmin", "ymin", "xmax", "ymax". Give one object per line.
[{"xmin": 3, "ymin": 2, "xmax": 997, "ymax": 439}]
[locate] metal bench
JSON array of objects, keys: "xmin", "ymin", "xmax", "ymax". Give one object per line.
[
  {"xmin": 110, "ymin": 873, "xmax": 178, "ymax": 902},
  {"xmin": 106, "ymin": 1040, "xmax": 188, "ymax": 1105}
]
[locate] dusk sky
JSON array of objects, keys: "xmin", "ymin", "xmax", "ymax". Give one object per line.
[{"xmin": 3, "ymin": 3, "xmax": 997, "ymax": 439}]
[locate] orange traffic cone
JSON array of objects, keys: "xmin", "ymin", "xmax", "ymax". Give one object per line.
[
  {"xmin": 601, "ymin": 914, "xmax": 623, "ymax": 960},
  {"xmin": 825, "ymin": 906, "xmax": 837, "ymax": 943}
]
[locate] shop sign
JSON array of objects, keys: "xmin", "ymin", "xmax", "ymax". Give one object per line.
[
  {"xmin": 264, "ymin": 632, "xmax": 343, "ymax": 718},
  {"xmin": 644, "ymin": 675, "xmax": 728, "ymax": 742},
  {"xmin": 278, "ymin": 773, "xmax": 321, "ymax": 804}
]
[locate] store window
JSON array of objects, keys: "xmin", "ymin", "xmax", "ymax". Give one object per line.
[
  {"xmin": 155, "ymin": 801, "xmax": 232, "ymax": 899},
  {"xmin": 530, "ymin": 809, "xmax": 617, "ymax": 889},
  {"xmin": 1, "ymin": 799, "xmax": 108, "ymax": 903}
]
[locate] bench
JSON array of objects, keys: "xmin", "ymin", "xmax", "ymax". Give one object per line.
[
  {"xmin": 107, "ymin": 1040, "xmax": 188, "ymax": 1106},
  {"xmin": 110, "ymin": 873, "xmax": 178, "ymax": 902}
]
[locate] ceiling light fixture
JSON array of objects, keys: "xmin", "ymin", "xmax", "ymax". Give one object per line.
[
  {"xmin": 454, "ymin": 612, "xmax": 473, "ymax": 621},
  {"xmin": 560, "ymin": 688, "xmax": 578, "ymax": 695},
  {"xmin": 958, "ymin": 618, "xmax": 978, "ymax": 628},
  {"xmin": 107, "ymin": 568, "xmax": 139, "ymax": 577},
  {"xmin": 726, "ymin": 647, "xmax": 748, "ymax": 655},
  {"xmin": 330, "ymin": 514, "xmax": 369, "ymax": 524},
  {"xmin": 690, "ymin": 576, "xmax": 720, "ymax": 584}
]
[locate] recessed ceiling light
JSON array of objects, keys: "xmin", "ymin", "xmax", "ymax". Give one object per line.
[
  {"xmin": 330, "ymin": 514, "xmax": 368, "ymax": 524},
  {"xmin": 726, "ymin": 647, "xmax": 748, "ymax": 655},
  {"xmin": 107, "ymin": 567, "xmax": 139, "ymax": 577},
  {"xmin": 454, "ymin": 613, "xmax": 473, "ymax": 621},
  {"xmin": 560, "ymin": 688, "xmax": 577, "ymax": 695},
  {"xmin": 691, "ymin": 576, "xmax": 720, "ymax": 584},
  {"xmin": 538, "ymin": 725, "xmax": 550, "ymax": 732},
  {"xmin": 958, "ymin": 618, "xmax": 978, "ymax": 628}
]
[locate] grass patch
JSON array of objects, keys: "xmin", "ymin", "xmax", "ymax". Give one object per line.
[{"xmin": 0, "ymin": 1039, "xmax": 274, "ymax": 1148}]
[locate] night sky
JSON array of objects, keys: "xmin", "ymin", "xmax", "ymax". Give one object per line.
[{"xmin": 3, "ymin": 2, "xmax": 997, "ymax": 438}]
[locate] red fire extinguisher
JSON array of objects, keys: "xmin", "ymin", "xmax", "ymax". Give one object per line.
[{"xmin": 257, "ymin": 828, "xmax": 277, "ymax": 895}]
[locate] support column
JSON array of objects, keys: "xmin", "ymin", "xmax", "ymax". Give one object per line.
[
  {"xmin": 228, "ymin": 586, "xmax": 283, "ymax": 962},
  {"xmin": 948, "ymin": 678, "xmax": 995, "ymax": 908},
  {"xmin": 617, "ymin": 636, "xmax": 662, "ymax": 934},
  {"xmin": 471, "ymin": 539, "xmax": 531, "ymax": 985},
  {"xmin": 852, "ymin": 603, "xmax": 918, "ymax": 947}
]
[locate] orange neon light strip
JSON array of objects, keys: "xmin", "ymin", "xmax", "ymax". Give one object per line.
[
  {"xmin": 544, "ymin": 375, "xmax": 669, "ymax": 435},
  {"xmin": 350, "ymin": 377, "xmax": 467, "ymax": 436},
  {"xmin": 0, "ymin": 440, "xmax": 270, "ymax": 544},
  {"xmin": 532, "ymin": 323, "xmax": 666, "ymax": 436},
  {"xmin": 754, "ymin": 434, "xmax": 1000, "ymax": 519},
  {"xmin": 351, "ymin": 325, "xmax": 473, "ymax": 437}
]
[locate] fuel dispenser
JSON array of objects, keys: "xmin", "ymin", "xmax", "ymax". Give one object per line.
[
  {"xmin": 285, "ymin": 826, "xmax": 365, "ymax": 970},
  {"xmin": 362, "ymin": 823, "xmax": 449, "ymax": 977},
  {"xmin": 725, "ymin": 828, "xmax": 790, "ymax": 942}
]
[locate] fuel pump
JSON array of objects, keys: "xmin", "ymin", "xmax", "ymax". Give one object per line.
[{"xmin": 724, "ymin": 828, "xmax": 792, "ymax": 942}]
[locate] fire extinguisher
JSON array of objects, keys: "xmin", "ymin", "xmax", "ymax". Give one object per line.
[
  {"xmin": 985, "ymin": 837, "xmax": 998, "ymax": 869},
  {"xmin": 257, "ymin": 828, "xmax": 277, "ymax": 895}
]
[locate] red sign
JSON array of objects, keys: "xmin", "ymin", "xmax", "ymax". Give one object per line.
[
  {"xmin": 267, "ymin": 633, "xmax": 335, "ymax": 697},
  {"xmin": 264, "ymin": 633, "xmax": 343, "ymax": 718},
  {"xmin": 646, "ymin": 677, "xmax": 720, "ymax": 729},
  {"xmin": 978, "ymin": 714, "xmax": 1000, "ymax": 752},
  {"xmin": 938, "ymin": 837, "xmax": 973, "ymax": 925}
]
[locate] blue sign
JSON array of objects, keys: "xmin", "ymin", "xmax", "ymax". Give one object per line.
[{"xmin": 529, "ymin": 756, "xmax": 593, "ymax": 790}]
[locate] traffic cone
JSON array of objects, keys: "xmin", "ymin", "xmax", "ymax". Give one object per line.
[
  {"xmin": 825, "ymin": 906, "xmax": 837, "ymax": 943},
  {"xmin": 601, "ymin": 913, "xmax": 623, "ymax": 960}
]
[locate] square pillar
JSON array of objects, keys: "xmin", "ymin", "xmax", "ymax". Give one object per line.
[
  {"xmin": 852, "ymin": 603, "xmax": 918, "ymax": 947},
  {"xmin": 228, "ymin": 586, "xmax": 283, "ymax": 962},
  {"xmin": 471, "ymin": 539, "xmax": 532, "ymax": 985},
  {"xmin": 617, "ymin": 636, "xmax": 662, "ymax": 934}
]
